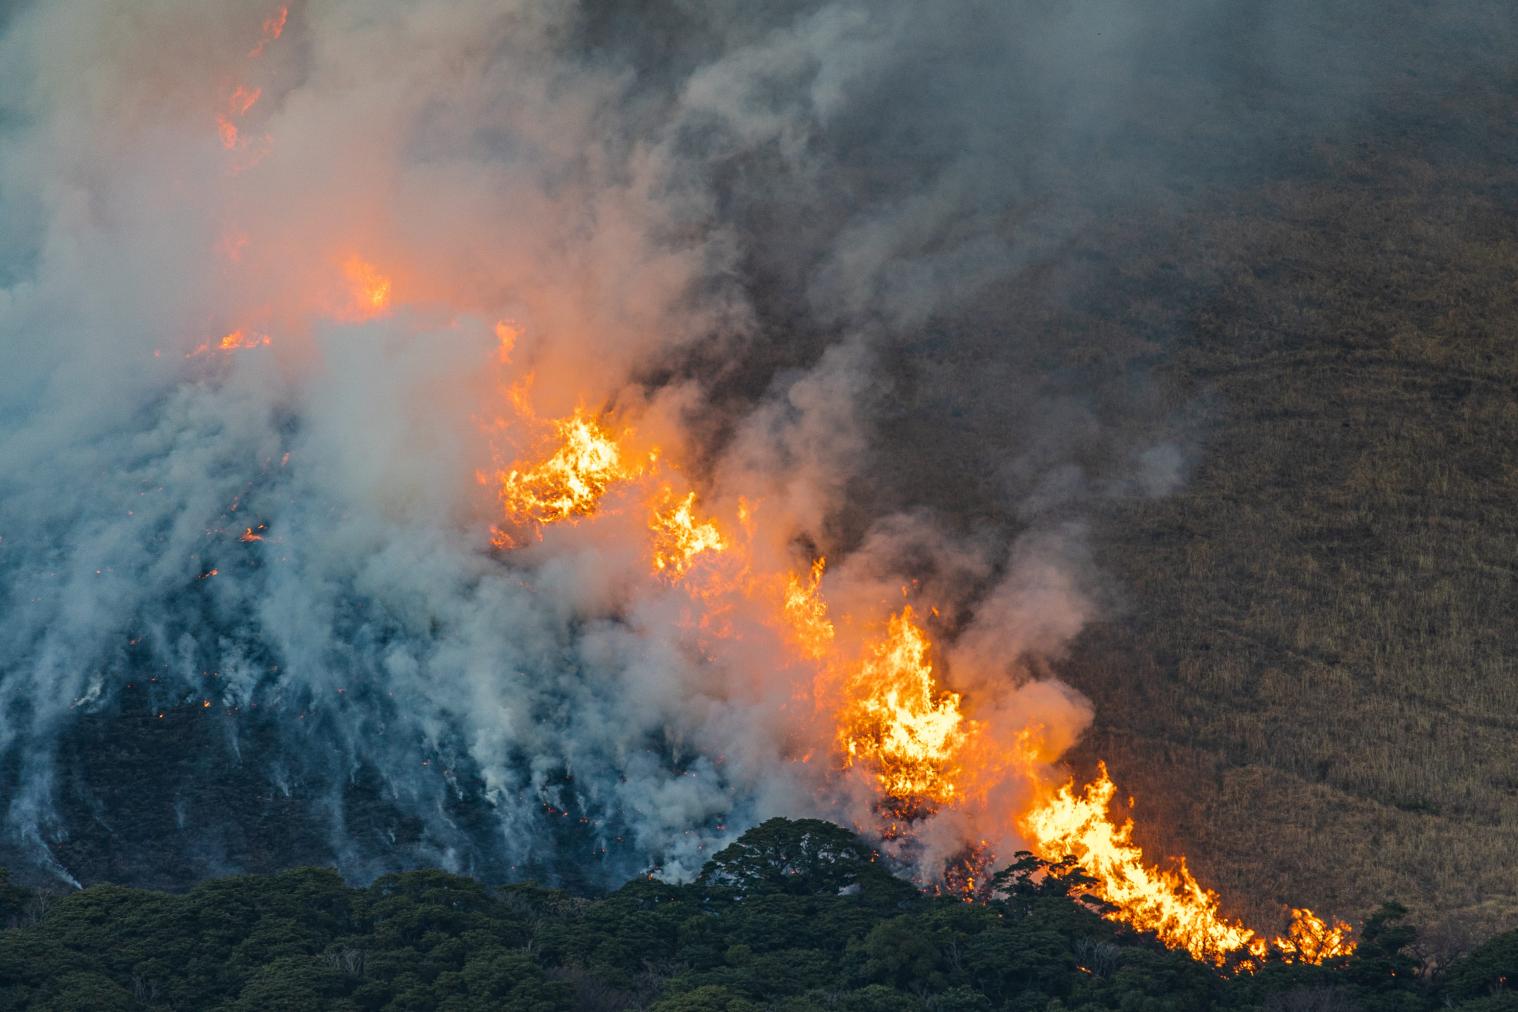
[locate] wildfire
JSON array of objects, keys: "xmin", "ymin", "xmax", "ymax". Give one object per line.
[
  {"xmin": 836, "ymin": 607, "xmax": 969, "ymax": 805},
  {"xmin": 249, "ymin": 5, "xmax": 288, "ymax": 57},
  {"xmin": 650, "ymin": 489, "xmax": 726, "ymax": 577},
  {"xmin": 497, "ymin": 410, "xmax": 637, "ymax": 531},
  {"xmin": 494, "ymin": 320, "xmax": 521, "ymax": 363},
  {"xmin": 1022, "ymin": 764, "xmax": 1355, "ymax": 966},
  {"xmin": 211, "ymin": 6, "xmax": 286, "ymax": 168},
  {"xmin": 180, "ymin": 13, "xmax": 1351, "ymax": 971},
  {"xmin": 1022, "ymin": 765, "xmax": 1257, "ymax": 963},
  {"xmin": 1272, "ymin": 908, "xmax": 1358, "ymax": 965},
  {"xmin": 783, "ymin": 557, "xmax": 834, "ymax": 659},
  {"xmin": 216, "ymin": 85, "xmax": 262, "ymax": 150},
  {"xmin": 342, "ymin": 256, "xmax": 393, "ymax": 319},
  {"xmin": 187, "ymin": 329, "xmax": 271, "ymax": 358},
  {"xmin": 470, "ymin": 391, "xmax": 1353, "ymax": 968}
]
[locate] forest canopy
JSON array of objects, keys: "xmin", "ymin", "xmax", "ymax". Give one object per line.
[{"xmin": 1, "ymin": 818, "xmax": 1513, "ymax": 1011}]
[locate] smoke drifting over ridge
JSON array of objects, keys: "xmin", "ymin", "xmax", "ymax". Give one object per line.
[{"xmin": 0, "ymin": 0, "xmax": 1481, "ymax": 899}]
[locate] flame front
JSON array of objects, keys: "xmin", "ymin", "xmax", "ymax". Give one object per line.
[
  {"xmin": 187, "ymin": 329, "xmax": 271, "ymax": 358},
  {"xmin": 478, "ymin": 402, "xmax": 1356, "ymax": 968},
  {"xmin": 783, "ymin": 557, "xmax": 834, "ymax": 659},
  {"xmin": 1021, "ymin": 765, "xmax": 1355, "ymax": 965},
  {"xmin": 186, "ymin": 10, "xmax": 1356, "ymax": 968},
  {"xmin": 1024, "ymin": 765, "xmax": 1260, "ymax": 964},
  {"xmin": 836, "ymin": 607, "xmax": 969, "ymax": 805},
  {"xmin": 650, "ymin": 490, "xmax": 726, "ymax": 577},
  {"xmin": 497, "ymin": 410, "xmax": 636, "ymax": 532}
]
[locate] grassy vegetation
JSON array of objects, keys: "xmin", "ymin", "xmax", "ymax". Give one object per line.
[
  {"xmin": 1071, "ymin": 132, "xmax": 1518, "ymax": 948},
  {"xmin": 850, "ymin": 4, "xmax": 1518, "ymax": 951}
]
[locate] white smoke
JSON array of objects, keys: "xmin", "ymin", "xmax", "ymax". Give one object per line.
[{"xmin": 0, "ymin": 0, "xmax": 1235, "ymax": 887}]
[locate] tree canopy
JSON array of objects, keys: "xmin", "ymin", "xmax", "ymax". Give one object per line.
[{"xmin": 0, "ymin": 818, "xmax": 1512, "ymax": 1011}]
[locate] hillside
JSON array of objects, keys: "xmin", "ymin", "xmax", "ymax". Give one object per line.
[
  {"xmin": 824, "ymin": 8, "xmax": 1518, "ymax": 946},
  {"xmin": 3, "ymin": 818, "xmax": 1513, "ymax": 1011},
  {"xmin": 1, "ymin": 0, "xmax": 1514, "ymax": 962},
  {"xmin": 1069, "ymin": 53, "xmax": 1518, "ymax": 947}
]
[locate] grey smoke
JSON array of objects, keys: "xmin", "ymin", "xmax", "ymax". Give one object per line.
[{"xmin": 1, "ymin": 0, "xmax": 1483, "ymax": 888}]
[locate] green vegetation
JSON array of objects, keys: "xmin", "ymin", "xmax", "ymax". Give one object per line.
[{"xmin": 2, "ymin": 819, "xmax": 1514, "ymax": 1010}]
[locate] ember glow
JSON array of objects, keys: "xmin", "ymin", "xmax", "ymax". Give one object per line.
[
  {"xmin": 249, "ymin": 5, "xmax": 288, "ymax": 57},
  {"xmin": 341, "ymin": 256, "xmax": 393, "ymax": 320},
  {"xmin": 188, "ymin": 329, "xmax": 271, "ymax": 357},
  {"xmin": 216, "ymin": 85, "xmax": 261, "ymax": 150}
]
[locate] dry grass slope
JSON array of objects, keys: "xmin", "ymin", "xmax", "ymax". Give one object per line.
[
  {"xmin": 851, "ymin": 9, "xmax": 1518, "ymax": 951},
  {"xmin": 1069, "ymin": 136, "xmax": 1518, "ymax": 951}
]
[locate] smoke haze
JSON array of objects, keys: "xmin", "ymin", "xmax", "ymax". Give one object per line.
[{"xmin": 0, "ymin": 0, "xmax": 1500, "ymax": 893}]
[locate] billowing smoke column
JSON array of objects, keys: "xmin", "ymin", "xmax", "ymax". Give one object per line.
[{"xmin": 0, "ymin": 0, "xmax": 1353, "ymax": 965}]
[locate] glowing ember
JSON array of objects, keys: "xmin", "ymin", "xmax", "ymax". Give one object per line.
[
  {"xmin": 650, "ymin": 489, "xmax": 725, "ymax": 577},
  {"xmin": 494, "ymin": 320, "xmax": 521, "ymax": 363},
  {"xmin": 497, "ymin": 410, "xmax": 636, "ymax": 531},
  {"xmin": 940, "ymin": 841, "xmax": 993, "ymax": 901},
  {"xmin": 187, "ymin": 329, "xmax": 270, "ymax": 358},
  {"xmin": 342, "ymin": 256, "xmax": 392, "ymax": 318},
  {"xmin": 216, "ymin": 85, "xmax": 262, "ymax": 150},
  {"xmin": 836, "ymin": 607, "xmax": 969, "ymax": 804},
  {"xmin": 1022, "ymin": 764, "xmax": 1354, "ymax": 965},
  {"xmin": 249, "ymin": 6, "xmax": 288, "ymax": 57}
]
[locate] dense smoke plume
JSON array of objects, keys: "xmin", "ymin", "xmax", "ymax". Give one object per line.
[{"xmin": 0, "ymin": 0, "xmax": 1467, "ymax": 892}]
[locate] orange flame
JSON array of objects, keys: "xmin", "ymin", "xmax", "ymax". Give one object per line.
[
  {"xmin": 216, "ymin": 85, "xmax": 262, "ymax": 150},
  {"xmin": 650, "ymin": 489, "xmax": 726, "ymax": 577},
  {"xmin": 187, "ymin": 329, "xmax": 271, "ymax": 358},
  {"xmin": 497, "ymin": 409, "xmax": 637, "ymax": 531},
  {"xmin": 342, "ymin": 256, "xmax": 392, "ymax": 319},
  {"xmin": 818, "ymin": 587, "xmax": 1354, "ymax": 964},
  {"xmin": 1021, "ymin": 764, "xmax": 1354, "ymax": 965},
  {"xmin": 249, "ymin": 6, "xmax": 288, "ymax": 57},
  {"xmin": 1022, "ymin": 765, "xmax": 1261, "ymax": 963},
  {"xmin": 836, "ymin": 607, "xmax": 969, "ymax": 804},
  {"xmin": 229, "ymin": 85, "xmax": 261, "ymax": 116},
  {"xmin": 1271, "ymin": 908, "xmax": 1358, "ymax": 965},
  {"xmin": 783, "ymin": 557, "xmax": 833, "ymax": 659},
  {"xmin": 494, "ymin": 320, "xmax": 522, "ymax": 364},
  {"xmin": 220, "ymin": 329, "xmax": 270, "ymax": 351}
]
